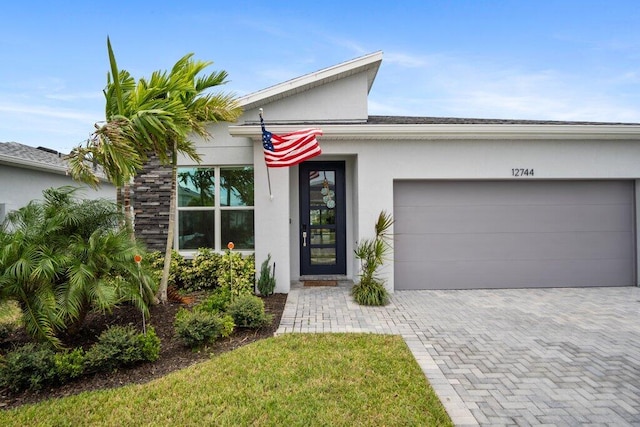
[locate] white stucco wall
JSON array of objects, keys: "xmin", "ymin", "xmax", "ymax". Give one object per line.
[
  {"xmin": 242, "ymin": 74, "xmax": 369, "ymax": 123},
  {"xmin": 0, "ymin": 164, "xmax": 116, "ymax": 223},
  {"xmin": 318, "ymin": 137, "xmax": 640, "ymax": 291}
]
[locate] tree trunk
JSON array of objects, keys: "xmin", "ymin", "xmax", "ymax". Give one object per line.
[
  {"xmin": 123, "ymin": 182, "xmax": 135, "ymax": 240},
  {"xmin": 158, "ymin": 141, "xmax": 177, "ymax": 303}
]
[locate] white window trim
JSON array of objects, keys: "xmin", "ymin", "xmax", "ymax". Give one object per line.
[{"xmin": 176, "ymin": 165, "xmax": 254, "ymax": 256}]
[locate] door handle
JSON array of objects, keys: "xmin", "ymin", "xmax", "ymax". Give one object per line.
[{"xmin": 302, "ymin": 224, "xmax": 308, "ymax": 247}]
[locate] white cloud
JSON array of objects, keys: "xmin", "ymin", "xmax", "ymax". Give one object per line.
[
  {"xmin": 46, "ymin": 92, "xmax": 103, "ymax": 101},
  {"xmin": 0, "ymin": 101, "xmax": 98, "ymax": 122},
  {"xmin": 370, "ymin": 50, "xmax": 640, "ymax": 123}
]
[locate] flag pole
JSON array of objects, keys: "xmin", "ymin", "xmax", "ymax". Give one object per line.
[{"xmin": 259, "ymin": 108, "xmax": 274, "ymax": 200}]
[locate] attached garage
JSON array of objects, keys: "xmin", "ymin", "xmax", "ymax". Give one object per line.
[{"xmin": 394, "ymin": 180, "xmax": 636, "ymax": 290}]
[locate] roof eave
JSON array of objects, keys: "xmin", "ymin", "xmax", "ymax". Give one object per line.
[
  {"xmin": 0, "ymin": 154, "xmax": 111, "ymax": 182},
  {"xmin": 229, "ymin": 123, "xmax": 640, "ymax": 141},
  {"xmin": 0, "ymin": 154, "xmax": 69, "ymax": 175}
]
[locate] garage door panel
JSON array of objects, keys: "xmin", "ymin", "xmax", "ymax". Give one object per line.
[
  {"xmin": 395, "ymin": 204, "xmax": 632, "ymax": 234},
  {"xmin": 395, "ymin": 258, "xmax": 633, "ymax": 289},
  {"xmin": 393, "ymin": 180, "xmax": 635, "ymax": 290},
  {"xmin": 395, "ymin": 180, "xmax": 632, "ymax": 207},
  {"xmin": 395, "ymin": 231, "xmax": 633, "ymax": 262}
]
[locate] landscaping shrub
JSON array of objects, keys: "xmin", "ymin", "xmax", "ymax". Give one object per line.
[
  {"xmin": 146, "ymin": 250, "xmax": 190, "ymax": 290},
  {"xmin": 0, "ymin": 187, "xmax": 156, "ymax": 347},
  {"xmin": 0, "ymin": 343, "xmax": 57, "ymax": 392},
  {"xmin": 195, "ymin": 286, "xmax": 233, "ymax": 314},
  {"xmin": 84, "ymin": 325, "xmax": 160, "ymax": 373},
  {"xmin": 174, "ymin": 308, "xmax": 235, "ymax": 348},
  {"xmin": 256, "ymin": 254, "xmax": 276, "ymax": 296},
  {"xmin": 0, "ymin": 327, "xmax": 160, "ymax": 392},
  {"xmin": 351, "ymin": 280, "xmax": 390, "ymax": 306},
  {"xmin": 352, "ymin": 211, "xmax": 393, "ymax": 306},
  {"xmin": 53, "ymin": 348, "xmax": 86, "ymax": 382},
  {"xmin": 216, "ymin": 251, "xmax": 255, "ymax": 297},
  {"xmin": 183, "ymin": 248, "xmax": 223, "ymax": 292},
  {"xmin": 144, "ymin": 249, "xmax": 255, "ymax": 295},
  {"xmin": 227, "ymin": 295, "xmax": 273, "ymax": 328}
]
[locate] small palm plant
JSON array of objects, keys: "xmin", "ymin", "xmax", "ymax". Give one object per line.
[
  {"xmin": 352, "ymin": 211, "xmax": 393, "ymax": 306},
  {"xmin": 0, "ymin": 187, "xmax": 155, "ymax": 347}
]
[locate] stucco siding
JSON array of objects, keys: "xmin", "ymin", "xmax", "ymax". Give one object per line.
[{"xmin": 0, "ymin": 164, "xmax": 115, "ymax": 221}]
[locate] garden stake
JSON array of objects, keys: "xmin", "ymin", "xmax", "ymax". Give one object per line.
[{"xmin": 227, "ymin": 242, "xmax": 235, "ymax": 297}]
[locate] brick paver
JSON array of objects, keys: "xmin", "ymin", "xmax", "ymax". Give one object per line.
[{"xmin": 276, "ymin": 284, "xmax": 640, "ymax": 426}]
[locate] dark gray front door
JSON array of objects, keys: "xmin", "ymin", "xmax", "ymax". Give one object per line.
[{"xmin": 299, "ymin": 161, "xmax": 346, "ymax": 275}]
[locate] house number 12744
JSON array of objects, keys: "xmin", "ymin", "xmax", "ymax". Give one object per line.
[{"xmin": 512, "ymin": 168, "xmax": 534, "ymax": 177}]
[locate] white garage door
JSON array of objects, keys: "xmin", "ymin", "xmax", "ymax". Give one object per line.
[{"xmin": 394, "ymin": 180, "xmax": 635, "ymax": 290}]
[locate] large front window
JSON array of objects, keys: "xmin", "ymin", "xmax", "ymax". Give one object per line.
[{"xmin": 177, "ymin": 166, "xmax": 254, "ymax": 251}]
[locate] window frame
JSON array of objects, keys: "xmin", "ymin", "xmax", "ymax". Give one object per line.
[{"xmin": 176, "ymin": 165, "xmax": 254, "ymax": 255}]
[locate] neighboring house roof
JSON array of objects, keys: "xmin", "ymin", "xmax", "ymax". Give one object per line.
[
  {"xmin": 0, "ymin": 141, "xmax": 69, "ymax": 175},
  {"xmin": 0, "ymin": 141, "xmax": 111, "ymax": 181}
]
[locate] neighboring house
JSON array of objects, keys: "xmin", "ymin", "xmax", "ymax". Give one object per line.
[
  {"xmin": 133, "ymin": 51, "xmax": 640, "ymax": 293},
  {"xmin": 0, "ymin": 142, "xmax": 116, "ymax": 223}
]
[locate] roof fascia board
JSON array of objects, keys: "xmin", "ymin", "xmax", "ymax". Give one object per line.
[
  {"xmin": 0, "ymin": 154, "xmax": 68, "ymax": 174},
  {"xmin": 0, "ymin": 154, "xmax": 110, "ymax": 182},
  {"xmin": 229, "ymin": 123, "xmax": 640, "ymax": 141},
  {"xmin": 238, "ymin": 51, "xmax": 383, "ymax": 111}
]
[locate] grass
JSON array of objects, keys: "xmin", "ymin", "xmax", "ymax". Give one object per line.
[{"xmin": 0, "ymin": 334, "xmax": 452, "ymax": 426}]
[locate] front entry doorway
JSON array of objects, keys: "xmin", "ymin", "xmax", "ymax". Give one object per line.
[{"xmin": 299, "ymin": 161, "xmax": 346, "ymax": 275}]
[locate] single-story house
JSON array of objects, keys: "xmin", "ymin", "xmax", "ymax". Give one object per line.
[
  {"xmin": 133, "ymin": 51, "xmax": 640, "ymax": 293},
  {"xmin": 0, "ymin": 142, "xmax": 116, "ymax": 223}
]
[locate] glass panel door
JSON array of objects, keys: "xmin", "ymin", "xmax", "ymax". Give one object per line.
[{"xmin": 299, "ymin": 161, "xmax": 346, "ymax": 275}]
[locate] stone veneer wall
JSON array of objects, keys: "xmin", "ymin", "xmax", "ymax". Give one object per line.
[{"xmin": 133, "ymin": 156, "xmax": 172, "ymax": 251}]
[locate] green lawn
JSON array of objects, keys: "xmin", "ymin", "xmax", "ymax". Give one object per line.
[{"xmin": 0, "ymin": 333, "xmax": 452, "ymax": 426}]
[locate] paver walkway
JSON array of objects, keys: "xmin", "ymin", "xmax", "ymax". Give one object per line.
[{"xmin": 276, "ymin": 284, "xmax": 640, "ymax": 426}]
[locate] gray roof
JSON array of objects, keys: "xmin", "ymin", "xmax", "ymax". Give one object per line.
[
  {"xmin": 244, "ymin": 115, "xmax": 640, "ymax": 127},
  {"xmin": 367, "ymin": 115, "xmax": 640, "ymax": 126},
  {"xmin": 0, "ymin": 142, "xmax": 68, "ymax": 173}
]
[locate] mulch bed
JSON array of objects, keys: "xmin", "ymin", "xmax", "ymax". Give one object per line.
[{"xmin": 0, "ymin": 293, "xmax": 287, "ymax": 410}]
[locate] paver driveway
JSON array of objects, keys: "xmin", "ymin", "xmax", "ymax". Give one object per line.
[{"xmin": 276, "ymin": 285, "xmax": 640, "ymax": 426}]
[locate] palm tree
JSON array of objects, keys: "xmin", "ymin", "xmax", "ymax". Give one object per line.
[
  {"xmin": 155, "ymin": 54, "xmax": 242, "ymax": 303},
  {"xmin": 68, "ymin": 37, "xmax": 189, "ymax": 229},
  {"xmin": 70, "ymin": 38, "xmax": 242, "ymax": 303},
  {"xmin": 0, "ymin": 187, "xmax": 155, "ymax": 347}
]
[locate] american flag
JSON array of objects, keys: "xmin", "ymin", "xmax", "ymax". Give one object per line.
[{"xmin": 261, "ymin": 116, "xmax": 322, "ymax": 168}]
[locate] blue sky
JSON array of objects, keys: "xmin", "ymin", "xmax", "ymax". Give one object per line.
[{"xmin": 1, "ymin": 1, "xmax": 639, "ymax": 154}]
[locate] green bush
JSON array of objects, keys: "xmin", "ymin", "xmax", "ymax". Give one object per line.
[
  {"xmin": 183, "ymin": 248, "xmax": 223, "ymax": 292},
  {"xmin": 0, "ymin": 343, "xmax": 57, "ymax": 392},
  {"xmin": 84, "ymin": 325, "xmax": 160, "ymax": 373},
  {"xmin": 195, "ymin": 286, "xmax": 233, "ymax": 314},
  {"xmin": 351, "ymin": 279, "xmax": 390, "ymax": 306},
  {"xmin": 54, "ymin": 348, "xmax": 86, "ymax": 382},
  {"xmin": 216, "ymin": 251, "xmax": 255, "ymax": 297},
  {"xmin": 174, "ymin": 308, "xmax": 235, "ymax": 348},
  {"xmin": 227, "ymin": 295, "xmax": 273, "ymax": 328},
  {"xmin": 145, "ymin": 250, "xmax": 190, "ymax": 290},
  {"xmin": 0, "ymin": 327, "xmax": 160, "ymax": 393},
  {"xmin": 0, "ymin": 344, "xmax": 87, "ymax": 392},
  {"xmin": 256, "ymin": 254, "xmax": 276, "ymax": 296},
  {"xmin": 137, "ymin": 328, "xmax": 162, "ymax": 363}
]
